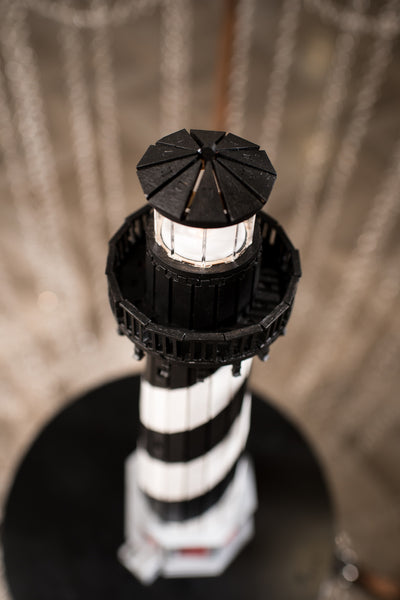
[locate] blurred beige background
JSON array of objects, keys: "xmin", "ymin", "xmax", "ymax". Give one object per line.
[{"xmin": 0, "ymin": 0, "xmax": 400, "ymax": 597}]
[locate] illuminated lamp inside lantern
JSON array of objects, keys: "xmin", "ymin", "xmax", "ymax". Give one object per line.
[{"xmin": 153, "ymin": 210, "xmax": 255, "ymax": 267}]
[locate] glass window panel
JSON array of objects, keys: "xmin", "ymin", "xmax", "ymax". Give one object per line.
[{"xmin": 154, "ymin": 211, "xmax": 255, "ymax": 267}]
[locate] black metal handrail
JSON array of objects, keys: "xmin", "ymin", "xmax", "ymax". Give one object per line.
[{"xmin": 107, "ymin": 206, "xmax": 300, "ymax": 366}]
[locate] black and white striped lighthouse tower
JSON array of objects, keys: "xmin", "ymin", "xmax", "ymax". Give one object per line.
[{"xmin": 106, "ymin": 129, "xmax": 300, "ymax": 584}]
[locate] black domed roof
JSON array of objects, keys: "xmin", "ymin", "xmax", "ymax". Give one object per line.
[{"xmin": 136, "ymin": 129, "xmax": 276, "ymax": 228}]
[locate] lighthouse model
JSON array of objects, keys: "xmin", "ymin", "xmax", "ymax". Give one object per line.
[{"xmin": 106, "ymin": 129, "xmax": 300, "ymax": 584}]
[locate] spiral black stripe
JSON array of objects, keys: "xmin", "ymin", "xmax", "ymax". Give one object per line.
[
  {"xmin": 144, "ymin": 455, "xmax": 241, "ymax": 522},
  {"xmin": 138, "ymin": 382, "xmax": 246, "ymax": 463}
]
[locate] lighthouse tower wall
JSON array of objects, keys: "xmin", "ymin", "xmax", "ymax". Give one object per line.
[
  {"xmin": 120, "ymin": 355, "xmax": 257, "ymax": 583},
  {"xmin": 137, "ymin": 355, "xmax": 253, "ymax": 519}
]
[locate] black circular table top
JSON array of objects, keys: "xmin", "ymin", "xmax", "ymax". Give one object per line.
[{"xmin": 2, "ymin": 375, "xmax": 333, "ymax": 600}]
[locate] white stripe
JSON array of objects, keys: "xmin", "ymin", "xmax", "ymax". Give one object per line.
[
  {"xmin": 139, "ymin": 358, "xmax": 252, "ymax": 434},
  {"xmin": 136, "ymin": 393, "xmax": 252, "ymax": 502}
]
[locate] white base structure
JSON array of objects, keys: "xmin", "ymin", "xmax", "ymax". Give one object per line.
[{"xmin": 119, "ymin": 453, "xmax": 257, "ymax": 585}]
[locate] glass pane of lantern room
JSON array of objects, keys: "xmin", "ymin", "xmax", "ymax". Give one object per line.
[
  {"xmin": 156, "ymin": 211, "xmax": 255, "ymax": 265},
  {"xmin": 161, "ymin": 219, "xmax": 204, "ymax": 261}
]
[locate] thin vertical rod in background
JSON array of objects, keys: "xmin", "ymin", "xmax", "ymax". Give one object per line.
[
  {"xmin": 314, "ymin": 247, "xmax": 400, "ymax": 450},
  {"xmin": 289, "ymin": 1, "xmax": 398, "ymax": 404},
  {"xmin": 291, "ymin": 0, "xmax": 395, "ymax": 255},
  {"xmin": 296, "ymin": 14, "xmax": 395, "ymax": 267},
  {"xmin": 292, "ymin": 129, "xmax": 400, "ymax": 406},
  {"xmin": 261, "ymin": 0, "xmax": 301, "ymax": 161},
  {"xmin": 0, "ymin": 67, "xmax": 70, "ymax": 400},
  {"xmin": 226, "ymin": 0, "xmax": 256, "ymax": 136},
  {"xmin": 214, "ymin": 0, "xmax": 238, "ymax": 131},
  {"xmin": 92, "ymin": 0, "xmax": 127, "ymax": 237},
  {"xmin": 61, "ymin": 22, "xmax": 110, "ymax": 336},
  {"xmin": 0, "ymin": 63, "xmax": 48, "ymax": 288},
  {"xmin": 160, "ymin": 0, "xmax": 192, "ymax": 134},
  {"xmin": 287, "ymin": 0, "xmax": 367, "ymax": 340},
  {"xmin": 289, "ymin": 0, "xmax": 365, "ymax": 252},
  {"xmin": 0, "ymin": 2, "xmax": 86, "ymax": 354}
]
